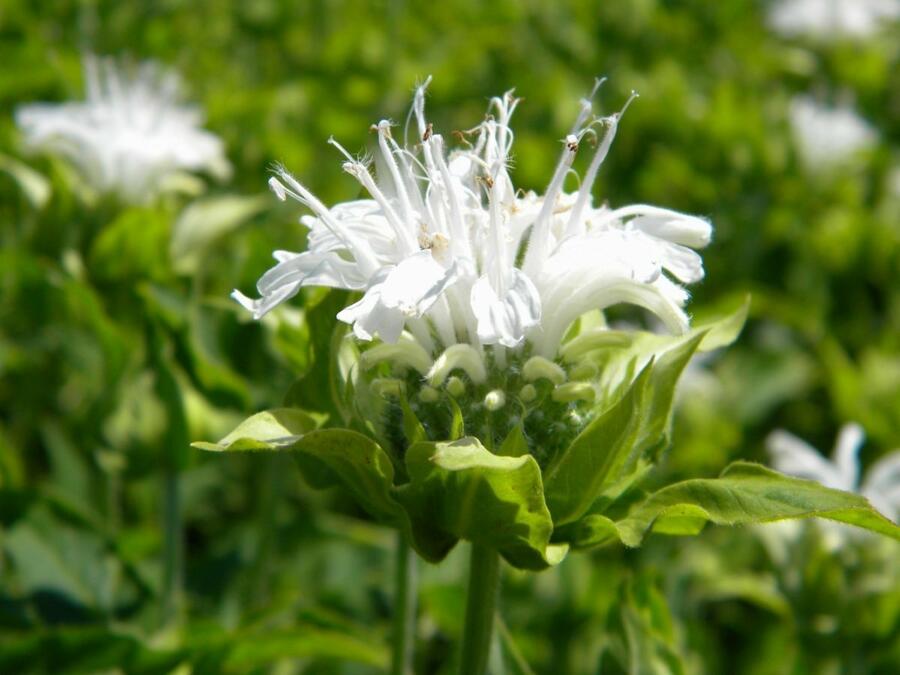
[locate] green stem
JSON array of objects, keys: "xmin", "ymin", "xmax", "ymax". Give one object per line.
[
  {"xmin": 162, "ymin": 468, "xmax": 183, "ymax": 625},
  {"xmin": 459, "ymin": 543, "xmax": 500, "ymax": 675},
  {"xmin": 391, "ymin": 531, "xmax": 417, "ymax": 675}
]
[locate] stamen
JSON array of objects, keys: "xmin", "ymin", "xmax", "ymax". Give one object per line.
[{"xmin": 522, "ymin": 132, "xmax": 581, "ymax": 276}]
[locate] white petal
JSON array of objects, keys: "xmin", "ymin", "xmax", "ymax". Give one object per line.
[
  {"xmin": 471, "ymin": 269, "xmax": 542, "ymax": 347},
  {"xmin": 256, "ymin": 250, "xmax": 367, "ymax": 295},
  {"xmin": 832, "ymin": 423, "xmax": 864, "ymax": 490},
  {"xmin": 378, "ymin": 250, "xmax": 458, "ymax": 315},
  {"xmin": 629, "ymin": 209, "xmax": 713, "ymax": 249},
  {"xmin": 233, "ymin": 250, "xmax": 368, "ymax": 319},
  {"xmin": 336, "ymin": 251, "xmax": 459, "ymax": 343},
  {"xmin": 767, "ymin": 430, "xmax": 846, "ymax": 490},
  {"xmin": 861, "ymin": 451, "xmax": 900, "ymax": 521},
  {"xmin": 654, "ymin": 240, "xmax": 706, "ymax": 284}
]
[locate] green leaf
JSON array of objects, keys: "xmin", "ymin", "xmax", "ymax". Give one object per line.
[
  {"xmin": 89, "ymin": 207, "xmax": 172, "ymax": 282},
  {"xmin": 497, "ymin": 423, "xmax": 529, "ymax": 458},
  {"xmin": 544, "ymin": 333, "xmax": 703, "ymax": 526},
  {"xmin": 601, "ymin": 577, "xmax": 688, "ymax": 675},
  {"xmin": 195, "ymin": 411, "xmax": 404, "ymax": 525},
  {"xmin": 691, "ymin": 294, "xmax": 750, "ymax": 352},
  {"xmin": 0, "ymin": 152, "xmax": 51, "ymax": 208},
  {"xmin": 0, "ymin": 626, "xmax": 184, "ymax": 675},
  {"xmin": 219, "ymin": 627, "xmax": 389, "ymax": 670},
  {"xmin": 192, "ymin": 408, "xmax": 319, "ymax": 451},
  {"xmin": 559, "ymin": 300, "xmax": 748, "ymax": 406},
  {"xmin": 395, "ymin": 437, "xmax": 565, "ymax": 570},
  {"xmin": 170, "ymin": 194, "xmax": 268, "ymax": 274},
  {"xmin": 283, "ymin": 289, "xmax": 351, "ymax": 421},
  {"xmin": 571, "ymin": 461, "xmax": 900, "ymax": 549},
  {"xmin": 290, "ymin": 429, "xmax": 404, "ymax": 524}
]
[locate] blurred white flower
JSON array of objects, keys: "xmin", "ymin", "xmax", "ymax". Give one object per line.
[
  {"xmin": 16, "ymin": 55, "xmax": 229, "ymax": 202},
  {"xmin": 235, "ymin": 78, "xmax": 711, "ymax": 361},
  {"xmin": 788, "ymin": 96, "xmax": 876, "ymax": 169},
  {"xmin": 761, "ymin": 423, "xmax": 900, "ymax": 553},
  {"xmin": 768, "ymin": 0, "xmax": 900, "ymax": 39}
]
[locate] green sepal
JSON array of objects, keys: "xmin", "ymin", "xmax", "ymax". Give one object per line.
[
  {"xmin": 569, "ymin": 461, "xmax": 900, "ymax": 549},
  {"xmin": 543, "ymin": 332, "xmax": 704, "ymax": 525},
  {"xmin": 691, "ymin": 294, "xmax": 750, "ymax": 352},
  {"xmin": 395, "ymin": 437, "xmax": 566, "ymax": 570},
  {"xmin": 497, "ymin": 423, "xmax": 529, "ymax": 458},
  {"xmin": 194, "ymin": 409, "xmax": 406, "ymax": 526},
  {"xmin": 447, "ymin": 396, "xmax": 466, "ymax": 440}
]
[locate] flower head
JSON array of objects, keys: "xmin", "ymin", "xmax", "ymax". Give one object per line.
[
  {"xmin": 768, "ymin": 0, "xmax": 900, "ymax": 40},
  {"xmin": 235, "ymin": 78, "xmax": 711, "ymax": 365},
  {"xmin": 788, "ymin": 96, "xmax": 876, "ymax": 169},
  {"xmin": 16, "ymin": 55, "xmax": 229, "ymax": 202}
]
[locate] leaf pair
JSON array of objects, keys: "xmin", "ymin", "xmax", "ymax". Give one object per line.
[{"xmin": 195, "ymin": 412, "xmax": 563, "ymax": 569}]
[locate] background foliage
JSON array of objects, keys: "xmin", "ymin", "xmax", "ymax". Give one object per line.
[{"xmin": 1, "ymin": 1, "xmax": 898, "ymax": 673}]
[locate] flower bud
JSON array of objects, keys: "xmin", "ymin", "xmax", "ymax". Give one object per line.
[
  {"xmin": 485, "ymin": 389, "xmax": 506, "ymax": 411},
  {"xmin": 419, "ymin": 385, "xmax": 440, "ymax": 403},
  {"xmin": 446, "ymin": 376, "xmax": 466, "ymax": 398},
  {"xmin": 519, "ymin": 384, "xmax": 537, "ymax": 403}
]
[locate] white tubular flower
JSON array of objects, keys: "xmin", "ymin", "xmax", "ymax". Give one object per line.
[
  {"xmin": 235, "ymin": 77, "xmax": 710, "ymax": 362},
  {"xmin": 15, "ymin": 55, "xmax": 228, "ymax": 202},
  {"xmin": 765, "ymin": 423, "xmax": 900, "ymax": 549},
  {"xmin": 769, "ymin": 0, "xmax": 900, "ymax": 39},
  {"xmin": 789, "ymin": 96, "xmax": 877, "ymax": 169}
]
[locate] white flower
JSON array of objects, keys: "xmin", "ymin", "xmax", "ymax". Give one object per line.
[
  {"xmin": 768, "ymin": 424, "xmax": 900, "ymax": 522},
  {"xmin": 16, "ymin": 55, "xmax": 229, "ymax": 202},
  {"xmin": 761, "ymin": 423, "xmax": 900, "ymax": 554},
  {"xmin": 789, "ymin": 96, "xmax": 877, "ymax": 169},
  {"xmin": 768, "ymin": 0, "xmax": 900, "ymax": 39},
  {"xmin": 234, "ymin": 78, "xmax": 711, "ymax": 362}
]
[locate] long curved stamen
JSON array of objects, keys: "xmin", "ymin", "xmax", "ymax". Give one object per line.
[{"xmin": 565, "ymin": 91, "xmax": 638, "ymax": 238}]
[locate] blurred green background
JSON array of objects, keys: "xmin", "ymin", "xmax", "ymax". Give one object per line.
[{"xmin": 1, "ymin": 1, "xmax": 898, "ymax": 673}]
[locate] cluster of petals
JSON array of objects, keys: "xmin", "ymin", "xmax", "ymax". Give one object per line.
[
  {"xmin": 234, "ymin": 78, "xmax": 713, "ymax": 359},
  {"xmin": 16, "ymin": 55, "xmax": 229, "ymax": 202}
]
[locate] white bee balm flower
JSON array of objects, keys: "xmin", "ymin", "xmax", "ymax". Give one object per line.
[
  {"xmin": 234, "ymin": 78, "xmax": 712, "ymax": 361},
  {"xmin": 769, "ymin": 0, "xmax": 900, "ymax": 39},
  {"xmin": 768, "ymin": 424, "xmax": 900, "ymax": 522},
  {"xmin": 16, "ymin": 55, "xmax": 229, "ymax": 202},
  {"xmin": 789, "ymin": 96, "xmax": 876, "ymax": 169}
]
